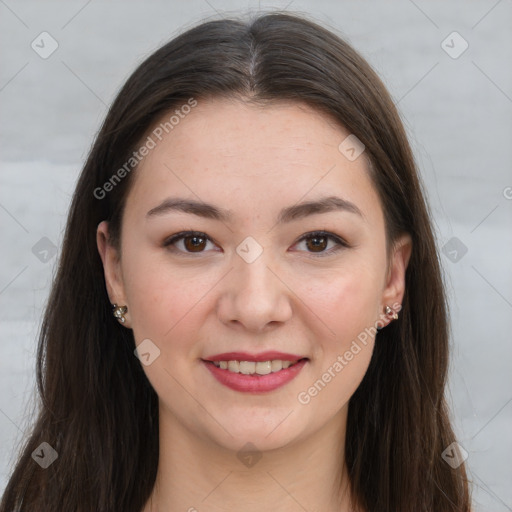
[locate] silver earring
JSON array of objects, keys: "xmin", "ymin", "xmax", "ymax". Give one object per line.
[
  {"xmin": 385, "ymin": 305, "xmax": 399, "ymax": 321},
  {"xmin": 112, "ymin": 303, "xmax": 128, "ymax": 323}
]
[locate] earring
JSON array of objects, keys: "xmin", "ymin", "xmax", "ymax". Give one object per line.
[
  {"xmin": 384, "ymin": 305, "xmax": 399, "ymax": 321},
  {"xmin": 112, "ymin": 303, "xmax": 128, "ymax": 323}
]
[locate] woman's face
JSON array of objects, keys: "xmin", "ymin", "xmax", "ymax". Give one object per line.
[{"xmin": 98, "ymin": 98, "xmax": 411, "ymax": 452}]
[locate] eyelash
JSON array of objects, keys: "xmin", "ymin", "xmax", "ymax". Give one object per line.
[{"xmin": 163, "ymin": 230, "xmax": 349, "ymax": 257}]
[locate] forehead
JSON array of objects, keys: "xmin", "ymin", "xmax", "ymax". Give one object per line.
[{"xmin": 125, "ymin": 98, "xmax": 383, "ymax": 228}]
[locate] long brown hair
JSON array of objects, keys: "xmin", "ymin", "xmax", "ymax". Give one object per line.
[{"xmin": 1, "ymin": 11, "xmax": 471, "ymax": 512}]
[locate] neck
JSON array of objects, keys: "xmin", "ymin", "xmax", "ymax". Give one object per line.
[{"xmin": 143, "ymin": 402, "xmax": 358, "ymax": 512}]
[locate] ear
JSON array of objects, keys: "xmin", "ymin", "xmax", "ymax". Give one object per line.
[
  {"xmin": 96, "ymin": 221, "xmax": 130, "ymax": 327},
  {"xmin": 380, "ymin": 233, "xmax": 412, "ymax": 324}
]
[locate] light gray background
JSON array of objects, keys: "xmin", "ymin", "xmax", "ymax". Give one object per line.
[{"xmin": 1, "ymin": 1, "xmax": 511, "ymax": 510}]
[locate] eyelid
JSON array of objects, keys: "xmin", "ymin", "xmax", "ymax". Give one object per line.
[
  {"xmin": 293, "ymin": 230, "xmax": 350, "ymax": 257},
  {"xmin": 163, "ymin": 230, "xmax": 349, "ymax": 256},
  {"xmin": 163, "ymin": 230, "xmax": 218, "ymax": 254}
]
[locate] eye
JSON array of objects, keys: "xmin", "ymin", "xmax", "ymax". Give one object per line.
[
  {"xmin": 292, "ymin": 231, "xmax": 349, "ymax": 257},
  {"xmin": 163, "ymin": 230, "xmax": 349, "ymax": 257},
  {"xmin": 163, "ymin": 231, "xmax": 218, "ymax": 254}
]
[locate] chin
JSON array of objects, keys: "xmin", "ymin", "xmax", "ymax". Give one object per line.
[{"xmin": 201, "ymin": 411, "xmax": 308, "ymax": 454}]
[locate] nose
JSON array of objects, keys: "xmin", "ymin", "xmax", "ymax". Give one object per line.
[{"xmin": 216, "ymin": 249, "xmax": 293, "ymax": 333}]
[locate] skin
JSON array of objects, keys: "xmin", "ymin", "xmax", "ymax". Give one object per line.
[{"xmin": 97, "ymin": 97, "xmax": 412, "ymax": 512}]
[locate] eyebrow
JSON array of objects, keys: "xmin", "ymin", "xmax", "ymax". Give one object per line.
[{"xmin": 146, "ymin": 195, "xmax": 364, "ymax": 223}]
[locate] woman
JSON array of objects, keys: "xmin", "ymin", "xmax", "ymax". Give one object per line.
[{"xmin": 0, "ymin": 11, "xmax": 471, "ymax": 512}]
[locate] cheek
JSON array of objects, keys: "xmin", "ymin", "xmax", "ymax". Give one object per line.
[
  {"xmin": 120, "ymin": 246, "xmax": 220, "ymax": 353},
  {"xmin": 303, "ymin": 340, "xmax": 374, "ymax": 415},
  {"xmin": 299, "ymin": 258, "xmax": 382, "ymax": 399},
  {"xmin": 303, "ymin": 263, "xmax": 382, "ymax": 340},
  {"xmin": 120, "ymin": 245, "xmax": 180, "ymax": 337},
  {"xmin": 127, "ymin": 275, "xmax": 198, "ymax": 342},
  {"xmin": 298, "ymin": 271, "xmax": 378, "ymax": 412}
]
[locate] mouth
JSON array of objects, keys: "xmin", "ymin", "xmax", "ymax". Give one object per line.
[
  {"xmin": 202, "ymin": 352, "xmax": 309, "ymax": 393},
  {"xmin": 209, "ymin": 358, "xmax": 305, "ymax": 374}
]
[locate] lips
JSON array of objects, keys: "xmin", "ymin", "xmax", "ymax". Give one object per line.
[
  {"xmin": 202, "ymin": 351, "xmax": 309, "ymax": 393},
  {"xmin": 206, "ymin": 351, "xmax": 305, "ymax": 362}
]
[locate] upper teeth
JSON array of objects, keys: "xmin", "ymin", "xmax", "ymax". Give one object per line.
[{"xmin": 212, "ymin": 360, "xmax": 295, "ymax": 375}]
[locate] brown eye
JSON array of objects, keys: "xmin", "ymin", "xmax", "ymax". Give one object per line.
[
  {"xmin": 305, "ymin": 234, "xmax": 328, "ymax": 253},
  {"xmin": 183, "ymin": 235, "xmax": 207, "ymax": 252},
  {"xmin": 164, "ymin": 230, "xmax": 348, "ymax": 257},
  {"xmin": 164, "ymin": 231, "xmax": 216, "ymax": 254},
  {"xmin": 294, "ymin": 231, "xmax": 348, "ymax": 257}
]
